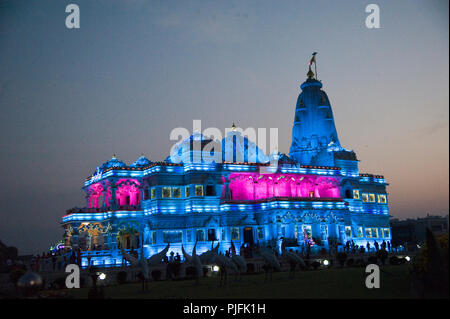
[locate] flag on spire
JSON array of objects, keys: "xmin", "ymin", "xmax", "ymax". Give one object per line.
[{"xmin": 309, "ymin": 52, "xmax": 317, "ymax": 66}]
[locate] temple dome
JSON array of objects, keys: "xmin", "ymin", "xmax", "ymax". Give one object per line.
[
  {"xmin": 97, "ymin": 155, "xmax": 127, "ymax": 172},
  {"xmin": 168, "ymin": 129, "xmax": 270, "ymax": 164},
  {"xmin": 130, "ymin": 155, "xmax": 151, "ymax": 168},
  {"xmin": 220, "ymin": 129, "xmax": 269, "ymax": 163}
]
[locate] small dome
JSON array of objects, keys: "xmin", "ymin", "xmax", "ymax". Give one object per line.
[
  {"xmin": 270, "ymin": 152, "xmax": 292, "ymax": 163},
  {"xmin": 130, "ymin": 155, "xmax": 151, "ymax": 168},
  {"xmin": 98, "ymin": 155, "xmax": 127, "ymax": 172}
]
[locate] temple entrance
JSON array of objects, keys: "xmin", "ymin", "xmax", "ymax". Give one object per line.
[{"xmin": 243, "ymin": 227, "xmax": 254, "ymax": 244}]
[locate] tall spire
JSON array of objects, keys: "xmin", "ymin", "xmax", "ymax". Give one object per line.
[{"xmin": 289, "ymin": 56, "xmax": 342, "ymax": 166}]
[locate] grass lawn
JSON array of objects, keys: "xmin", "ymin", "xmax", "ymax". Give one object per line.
[{"xmin": 63, "ymin": 264, "xmax": 412, "ymax": 299}]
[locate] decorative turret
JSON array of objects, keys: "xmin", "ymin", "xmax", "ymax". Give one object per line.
[{"xmin": 289, "ymin": 53, "xmax": 342, "ymax": 166}]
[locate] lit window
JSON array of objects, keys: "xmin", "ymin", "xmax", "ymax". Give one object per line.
[
  {"xmin": 353, "ymin": 190, "xmax": 360, "ymax": 199},
  {"xmin": 172, "ymin": 187, "xmax": 181, "ymax": 198},
  {"xmin": 309, "ymin": 191, "xmax": 314, "ymax": 198},
  {"xmin": 378, "ymin": 194, "xmax": 387, "ymax": 203},
  {"xmin": 362, "ymin": 193, "xmax": 369, "ymax": 202},
  {"xmin": 369, "ymin": 194, "xmax": 376, "ymax": 202},
  {"xmin": 195, "ymin": 185, "xmax": 204, "ymax": 196},
  {"xmin": 345, "ymin": 226, "xmax": 352, "ymax": 238},
  {"xmin": 151, "ymin": 188, "xmax": 156, "ymax": 199},
  {"xmin": 196, "ymin": 229, "xmax": 205, "ymax": 241},
  {"xmin": 231, "ymin": 227, "xmax": 239, "ymax": 241},
  {"xmin": 365, "ymin": 228, "xmax": 372, "ymax": 238},
  {"xmin": 185, "ymin": 186, "xmax": 190, "ymax": 197},
  {"xmin": 356, "ymin": 227, "xmax": 363, "ymax": 238},
  {"xmin": 162, "ymin": 187, "xmax": 171, "ymax": 198},
  {"xmin": 257, "ymin": 227, "xmax": 264, "ymax": 240},
  {"xmin": 151, "ymin": 231, "xmax": 156, "ymax": 245},
  {"xmin": 383, "ymin": 228, "xmax": 390, "ymax": 238},
  {"xmin": 372, "ymin": 228, "xmax": 378, "ymax": 238}
]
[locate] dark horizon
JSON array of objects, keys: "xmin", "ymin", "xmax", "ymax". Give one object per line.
[{"xmin": 0, "ymin": 0, "xmax": 448, "ymax": 255}]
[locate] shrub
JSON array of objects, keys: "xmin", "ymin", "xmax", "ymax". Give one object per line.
[
  {"xmin": 410, "ymin": 232, "xmax": 449, "ymax": 298},
  {"xmin": 116, "ymin": 271, "xmax": 127, "ymax": 284},
  {"xmin": 246, "ymin": 263, "xmax": 255, "ymax": 274}
]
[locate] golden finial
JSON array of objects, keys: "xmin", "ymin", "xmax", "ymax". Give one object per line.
[{"xmin": 232, "ymin": 123, "xmax": 236, "ymax": 131}]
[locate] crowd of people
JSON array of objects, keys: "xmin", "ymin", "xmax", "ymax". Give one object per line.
[
  {"xmin": 9, "ymin": 238, "xmax": 399, "ymax": 274},
  {"xmin": 341, "ymin": 239, "xmax": 393, "ymax": 255},
  {"xmin": 28, "ymin": 249, "xmax": 82, "ymax": 272}
]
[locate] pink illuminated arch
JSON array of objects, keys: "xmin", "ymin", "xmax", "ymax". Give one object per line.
[{"xmin": 116, "ymin": 179, "xmax": 141, "ymax": 206}]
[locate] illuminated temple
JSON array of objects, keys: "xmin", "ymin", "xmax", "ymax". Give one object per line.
[{"xmin": 61, "ymin": 66, "xmax": 391, "ymax": 267}]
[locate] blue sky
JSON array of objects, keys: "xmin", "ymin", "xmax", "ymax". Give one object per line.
[{"xmin": 0, "ymin": 0, "xmax": 448, "ymax": 254}]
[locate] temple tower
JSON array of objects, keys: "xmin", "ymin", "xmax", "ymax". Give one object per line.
[{"xmin": 289, "ymin": 62, "xmax": 342, "ymax": 166}]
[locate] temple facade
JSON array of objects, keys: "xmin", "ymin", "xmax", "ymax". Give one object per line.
[{"xmin": 61, "ymin": 67, "xmax": 391, "ymax": 267}]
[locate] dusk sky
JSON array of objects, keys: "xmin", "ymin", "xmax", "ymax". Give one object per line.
[{"xmin": 0, "ymin": 0, "xmax": 448, "ymax": 255}]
